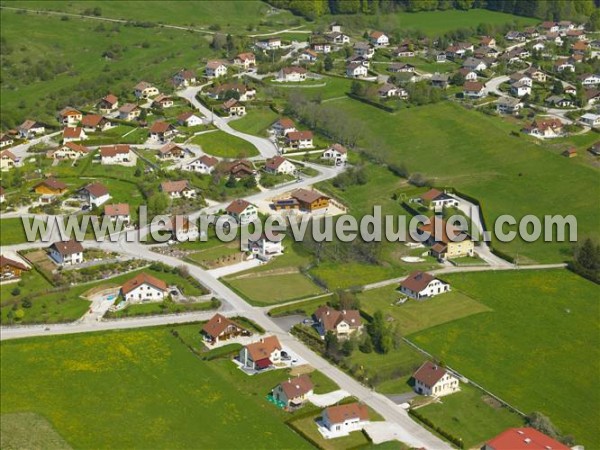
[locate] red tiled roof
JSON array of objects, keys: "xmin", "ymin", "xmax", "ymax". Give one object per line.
[
  {"xmin": 149, "ymin": 121, "xmax": 173, "ymax": 133},
  {"xmin": 35, "ymin": 177, "xmax": 67, "ymax": 191},
  {"xmin": 401, "ymin": 271, "xmax": 437, "ymax": 292},
  {"xmin": 100, "ymin": 145, "xmax": 130, "ymax": 157},
  {"xmin": 104, "ymin": 203, "xmax": 130, "ymax": 216},
  {"xmin": 286, "ymin": 130, "xmax": 313, "ymax": 141},
  {"xmin": 49, "ymin": 239, "xmax": 84, "ymax": 256},
  {"xmin": 160, "ymin": 180, "xmax": 190, "ymax": 193},
  {"xmin": 265, "ymin": 156, "xmax": 289, "ymax": 170},
  {"xmin": 225, "ymin": 198, "xmax": 253, "ymax": 215},
  {"xmin": 485, "ymin": 428, "xmax": 570, "ymax": 450},
  {"xmin": 279, "ymin": 374, "xmax": 314, "ymax": 399},
  {"xmin": 291, "ymin": 189, "xmax": 328, "ymax": 205},
  {"xmin": 102, "ymin": 94, "xmax": 118, "ymax": 105},
  {"xmin": 245, "ymin": 336, "xmax": 281, "ymax": 361},
  {"xmin": 202, "ymin": 313, "xmax": 246, "ymax": 339},
  {"xmin": 81, "ymin": 115, "xmax": 105, "ymax": 127},
  {"xmin": 324, "ymin": 403, "xmax": 369, "ymax": 425},
  {"xmin": 314, "ymin": 306, "xmax": 361, "ymax": 332},
  {"xmin": 274, "ymin": 118, "xmax": 295, "ymax": 129},
  {"xmin": 412, "ymin": 361, "xmax": 448, "ymax": 387},
  {"xmin": 61, "ymin": 142, "xmax": 89, "ymax": 153},
  {"xmin": 0, "ymin": 255, "xmax": 29, "ymax": 271},
  {"xmin": 84, "ymin": 182, "xmax": 109, "ymax": 197},
  {"xmin": 121, "ymin": 272, "xmax": 168, "ymax": 295},
  {"xmin": 63, "ymin": 127, "xmax": 84, "ymax": 139}
]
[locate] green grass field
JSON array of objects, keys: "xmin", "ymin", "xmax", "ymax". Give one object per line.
[
  {"xmin": 0, "ymin": 325, "xmax": 316, "ymax": 449},
  {"xmin": 226, "ymin": 273, "xmax": 324, "ymax": 306},
  {"xmin": 229, "ymin": 108, "xmax": 278, "ymax": 136},
  {"xmin": 326, "ymin": 99, "xmax": 599, "ymax": 263},
  {"xmin": 191, "ymin": 130, "xmax": 259, "ymax": 158},
  {"xmin": 410, "ymin": 269, "xmax": 600, "ymax": 447},
  {"xmin": 416, "ymin": 385, "xmax": 524, "ymax": 448}
]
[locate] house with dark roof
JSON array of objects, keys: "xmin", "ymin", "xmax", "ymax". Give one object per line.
[
  {"xmin": 412, "ymin": 361, "xmax": 459, "ymax": 396},
  {"xmin": 80, "ymin": 182, "xmax": 110, "ymax": 208},
  {"xmin": 97, "ymin": 94, "xmax": 119, "ymax": 113},
  {"xmin": 33, "ymin": 178, "xmax": 67, "ymax": 196},
  {"xmin": 201, "ymin": 313, "xmax": 250, "ymax": 344},
  {"xmin": 121, "ymin": 272, "xmax": 168, "ymax": 303},
  {"xmin": 313, "ymin": 306, "xmax": 362, "ymax": 338},
  {"xmin": 291, "ymin": 189, "xmax": 330, "ymax": 212},
  {"xmin": 284, "ymin": 131, "xmax": 314, "ymax": 151},
  {"xmin": 264, "ymin": 156, "xmax": 296, "ymax": 175},
  {"xmin": 272, "ymin": 374, "xmax": 314, "ymax": 408},
  {"xmin": 48, "ymin": 239, "xmax": 84, "ymax": 266},
  {"xmin": 18, "ymin": 119, "xmax": 46, "ymax": 139},
  {"xmin": 320, "ymin": 403, "xmax": 370, "ymax": 438},
  {"xmin": 225, "ymin": 199, "xmax": 258, "ymax": 225},
  {"xmin": 399, "ymin": 271, "xmax": 450, "ymax": 299},
  {"xmin": 238, "ymin": 336, "xmax": 282, "ymax": 370},
  {"xmin": 0, "ymin": 255, "xmax": 30, "ymax": 279}
]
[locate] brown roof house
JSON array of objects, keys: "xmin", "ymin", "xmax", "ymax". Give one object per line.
[
  {"xmin": 412, "ymin": 361, "xmax": 459, "ymax": 397},
  {"xmin": 319, "ymin": 403, "xmax": 370, "ymax": 438},
  {"xmin": 418, "ymin": 216, "xmax": 474, "ymax": 261},
  {"xmin": 291, "ymin": 189, "xmax": 330, "ymax": 212},
  {"xmin": 149, "ymin": 121, "xmax": 177, "ymax": 142},
  {"xmin": 160, "ymin": 180, "xmax": 196, "ymax": 199},
  {"xmin": 100, "ymin": 144, "xmax": 133, "ymax": 165},
  {"xmin": 399, "ymin": 271, "xmax": 450, "ymax": 299},
  {"xmin": 201, "ymin": 313, "xmax": 251, "ymax": 345},
  {"xmin": 97, "ymin": 94, "xmax": 119, "ymax": 113},
  {"xmin": 104, "ymin": 203, "xmax": 131, "ymax": 224},
  {"xmin": 48, "ymin": 239, "xmax": 84, "ymax": 266},
  {"xmin": 418, "ymin": 188, "xmax": 458, "ymax": 211},
  {"xmin": 313, "ymin": 306, "xmax": 362, "ymax": 339},
  {"xmin": 80, "ymin": 182, "xmax": 110, "ymax": 208},
  {"xmin": 33, "ymin": 178, "xmax": 67, "ymax": 196},
  {"xmin": 121, "ymin": 272, "xmax": 169, "ymax": 303},
  {"xmin": 225, "ymin": 199, "xmax": 258, "ymax": 225},
  {"xmin": 81, "ymin": 114, "xmax": 112, "ymax": 133},
  {"xmin": 0, "ymin": 255, "xmax": 30, "ymax": 280},
  {"xmin": 238, "ymin": 336, "xmax": 282, "ymax": 371},
  {"xmin": 272, "ymin": 374, "xmax": 314, "ymax": 409}
]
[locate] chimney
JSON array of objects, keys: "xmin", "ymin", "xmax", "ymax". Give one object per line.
[
  {"xmin": 342, "ymin": 310, "xmax": 346, "ymax": 315},
  {"xmin": 260, "ymin": 338, "xmax": 264, "ymax": 343},
  {"xmin": 217, "ymin": 317, "xmax": 221, "ymax": 323},
  {"xmin": 295, "ymin": 385, "xmax": 300, "ymax": 389},
  {"xmin": 288, "ymin": 378, "xmax": 291, "ymax": 383}
]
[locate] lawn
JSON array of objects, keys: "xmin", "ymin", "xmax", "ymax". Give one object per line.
[
  {"xmin": 226, "ymin": 272, "xmax": 324, "ymax": 306},
  {"xmin": 410, "ymin": 269, "xmax": 600, "ymax": 447},
  {"xmin": 0, "ymin": 325, "xmax": 316, "ymax": 449},
  {"xmin": 0, "ymin": 218, "xmax": 45, "ymax": 245},
  {"xmin": 104, "ymin": 298, "xmax": 217, "ymax": 319},
  {"xmin": 190, "ymin": 130, "xmax": 259, "ymax": 158},
  {"xmin": 327, "ymin": 99, "xmax": 599, "ymax": 263},
  {"xmin": 289, "ymin": 414, "xmax": 371, "ymax": 450},
  {"xmin": 357, "ymin": 285, "xmax": 491, "ymax": 335},
  {"xmin": 229, "ymin": 108, "xmax": 278, "ymax": 136},
  {"xmin": 416, "ymin": 385, "xmax": 524, "ymax": 448},
  {"xmin": 186, "ymin": 243, "xmax": 243, "ymax": 268}
]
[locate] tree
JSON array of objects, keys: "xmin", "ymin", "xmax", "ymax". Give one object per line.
[
  {"xmin": 451, "ymin": 71, "xmax": 465, "ymax": 86},
  {"xmin": 341, "ymin": 338, "xmax": 354, "ymax": 356},
  {"xmin": 367, "ymin": 310, "xmax": 393, "ymax": 354},
  {"xmin": 324, "ymin": 54, "xmax": 334, "ymax": 71},
  {"xmin": 225, "ymin": 174, "xmax": 237, "ymax": 188},
  {"xmin": 11, "ymin": 287, "xmax": 20, "ymax": 296},
  {"xmin": 243, "ymin": 176, "xmax": 257, "ymax": 189},
  {"xmin": 211, "ymin": 33, "xmax": 226, "ymax": 50},
  {"xmin": 527, "ymin": 412, "xmax": 560, "ymax": 438},
  {"xmin": 359, "ymin": 334, "xmax": 373, "ymax": 353},
  {"xmin": 147, "ymin": 192, "xmax": 169, "ymax": 216},
  {"xmin": 324, "ymin": 331, "xmax": 340, "ymax": 360},
  {"xmin": 552, "ymin": 79, "xmax": 564, "ymax": 95},
  {"xmin": 350, "ymin": 80, "xmax": 364, "ymax": 96}
]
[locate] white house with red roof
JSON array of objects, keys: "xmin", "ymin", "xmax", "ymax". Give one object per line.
[
  {"xmin": 205, "ymin": 60, "xmax": 228, "ymax": 78},
  {"xmin": 48, "ymin": 239, "xmax": 84, "ymax": 266},
  {"xmin": 264, "ymin": 156, "xmax": 296, "ymax": 175},
  {"xmin": 81, "ymin": 182, "xmax": 110, "ymax": 208},
  {"xmin": 369, "ymin": 31, "xmax": 389, "ymax": 47},
  {"xmin": 160, "ymin": 180, "xmax": 196, "ymax": 199},
  {"xmin": 320, "ymin": 403, "xmax": 370, "ymax": 438},
  {"xmin": 322, "ymin": 143, "xmax": 348, "ymax": 164},
  {"xmin": 412, "ymin": 361, "xmax": 459, "ymax": 397},
  {"xmin": 225, "ymin": 199, "xmax": 258, "ymax": 225},
  {"xmin": 201, "ymin": 313, "xmax": 251, "ymax": 344},
  {"xmin": 177, "ymin": 111, "xmax": 204, "ymax": 127},
  {"xmin": 399, "ymin": 271, "xmax": 450, "ymax": 299},
  {"xmin": 100, "ymin": 145, "xmax": 134, "ymax": 165},
  {"xmin": 121, "ymin": 272, "xmax": 168, "ymax": 303},
  {"xmin": 270, "ymin": 118, "xmax": 296, "ymax": 136},
  {"xmin": 238, "ymin": 336, "xmax": 282, "ymax": 370},
  {"xmin": 284, "ymin": 130, "xmax": 314, "ymax": 151},
  {"xmin": 50, "ymin": 142, "xmax": 89, "ymax": 160},
  {"xmin": 184, "ymin": 155, "xmax": 218, "ymax": 174},
  {"xmin": 104, "ymin": 203, "xmax": 131, "ymax": 224},
  {"xmin": 62, "ymin": 127, "xmax": 87, "ymax": 143},
  {"xmin": 483, "ymin": 428, "xmax": 570, "ymax": 450},
  {"xmin": 277, "ymin": 67, "xmax": 307, "ymax": 82},
  {"xmin": 272, "ymin": 374, "xmax": 314, "ymax": 408}
]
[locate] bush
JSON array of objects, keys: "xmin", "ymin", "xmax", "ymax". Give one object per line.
[{"xmin": 11, "ymin": 287, "xmax": 20, "ymax": 296}]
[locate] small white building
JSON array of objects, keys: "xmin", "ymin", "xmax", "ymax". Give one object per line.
[
  {"xmin": 121, "ymin": 272, "xmax": 168, "ymax": 303},
  {"xmin": 225, "ymin": 199, "xmax": 258, "ymax": 225},
  {"xmin": 277, "ymin": 67, "xmax": 307, "ymax": 82},
  {"xmin": 246, "ymin": 234, "xmax": 284, "ymax": 261},
  {"xmin": 18, "ymin": 120, "xmax": 46, "ymax": 139},
  {"xmin": 205, "ymin": 60, "xmax": 228, "ymax": 78},
  {"xmin": 580, "ymin": 113, "xmax": 600, "ymax": 127},
  {"xmin": 419, "ymin": 188, "xmax": 459, "ymax": 210},
  {"xmin": 264, "ymin": 156, "xmax": 296, "ymax": 175},
  {"xmin": 320, "ymin": 403, "xmax": 370, "ymax": 439},
  {"xmin": 238, "ymin": 336, "xmax": 282, "ymax": 370},
  {"xmin": 346, "ymin": 62, "xmax": 368, "ymax": 78},
  {"xmin": 510, "ymin": 81, "xmax": 531, "ymax": 98},
  {"xmin": 48, "ymin": 240, "xmax": 84, "ymax": 266},
  {"xmin": 412, "ymin": 361, "xmax": 460, "ymax": 397},
  {"xmin": 184, "ymin": 155, "xmax": 218, "ymax": 174},
  {"xmin": 177, "ymin": 111, "xmax": 204, "ymax": 127},
  {"xmin": 100, "ymin": 145, "xmax": 133, "ymax": 165},
  {"xmin": 104, "ymin": 203, "xmax": 131, "ymax": 224},
  {"xmin": 81, "ymin": 182, "xmax": 110, "ymax": 208},
  {"xmin": 369, "ymin": 31, "xmax": 389, "ymax": 47},
  {"xmin": 399, "ymin": 271, "xmax": 450, "ymax": 299},
  {"xmin": 322, "ymin": 143, "xmax": 347, "ymax": 164}
]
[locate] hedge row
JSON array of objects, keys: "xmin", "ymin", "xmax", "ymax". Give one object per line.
[
  {"xmin": 346, "ymin": 93, "xmax": 396, "ymax": 113},
  {"xmin": 409, "ymin": 408, "xmax": 464, "ymax": 448}
]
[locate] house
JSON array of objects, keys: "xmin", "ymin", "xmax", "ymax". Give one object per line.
[
  {"xmin": 121, "ymin": 272, "xmax": 168, "ymax": 303},
  {"xmin": 554, "ymin": 59, "xmax": 575, "ymax": 72},
  {"xmin": 320, "ymin": 403, "xmax": 369, "ymax": 438},
  {"xmin": 393, "ymin": 44, "xmax": 415, "ymax": 58},
  {"xmin": 104, "ymin": 203, "xmax": 130, "ymax": 223},
  {"xmin": 62, "ymin": 126, "xmax": 87, "ymax": 143},
  {"xmin": 540, "ymin": 21, "xmax": 559, "ymax": 33},
  {"xmin": 545, "ymin": 95, "xmax": 572, "ymax": 108},
  {"xmin": 184, "ymin": 155, "xmax": 218, "ymax": 174},
  {"xmin": 177, "ymin": 111, "xmax": 204, "ymax": 127},
  {"xmin": 100, "ymin": 144, "xmax": 133, "ymax": 165},
  {"xmin": 388, "ymin": 62, "xmax": 415, "ymax": 73},
  {"xmin": 431, "ymin": 73, "xmax": 449, "ymax": 89},
  {"xmin": 207, "ymin": 82, "xmax": 256, "ymax": 101},
  {"xmin": 353, "ymin": 42, "xmax": 374, "ymax": 59},
  {"xmin": 271, "ymin": 118, "xmax": 296, "ymax": 136},
  {"xmin": 0, "ymin": 150, "xmax": 17, "ymax": 171},
  {"xmin": 523, "ymin": 118, "xmax": 564, "ymax": 138},
  {"xmin": 205, "ymin": 60, "xmax": 228, "ymax": 78},
  {"xmin": 479, "ymin": 36, "xmax": 496, "ymax": 47},
  {"xmin": 566, "ymin": 29, "xmax": 585, "ymax": 40},
  {"xmin": 314, "ymin": 306, "xmax": 362, "ymax": 338},
  {"xmin": 588, "ymin": 142, "xmax": 600, "ymax": 156},
  {"xmin": 18, "ymin": 120, "xmax": 46, "ymax": 139},
  {"xmin": 419, "ymin": 188, "xmax": 458, "ymax": 210},
  {"xmin": 524, "ymin": 67, "xmax": 547, "ymax": 83},
  {"xmin": 310, "ymin": 39, "xmax": 332, "ymax": 54},
  {"xmin": 246, "ymin": 234, "xmax": 284, "ymax": 261},
  {"xmin": 277, "ymin": 67, "xmax": 307, "ymax": 82},
  {"xmin": 369, "ymin": 31, "xmax": 389, "ymax": 47},
  {"xmin": 584, "ymin": 88, "xmax": 600, "ymax": 106},
  {"xmin": 482, "ymin": 428, "xmax": 570, "ymax": 450},
  {"xmin": 158, "ymin": 142, "xmax": 189, "ymax": 160},
  {"xmin": 81, "ymin": 182, "xmax": 110, "ymax": 208},
  {"xmin": 165, "ymin": 215, "xmax": 199, "ymax": 242},
  {"xmin": 325, "ymin": 31, "xmax": 350, "ymax": 45},
  {"xmin": 223, "ymin": 159, "xmax": 256, "ymax": 179},
  {"xmin": 400, "ymin": 271, "xmax": 450, "ymax": 299},
  {"xmin": 346, "ymin": 62, "xmax": 368, "ymax": 78},
  {"xmin": 264, "ymin": 156, "xmax": 296, "ymax": 175},
  {"xmin": 201, "ymin": 313, "xmax": 250, "ymax": 344},
  {"xmin": 505, "ymin": 30, "xmax": 525, "ymax": 42},
  {"xmin": 563, "ymin": 84, "xmax": 577, "ymax": 96},
  {"xmin": 284, "ymin": 131, "xmax": 314, "ymax": 151},
  {"xmin": 256, "ymin": 37, "xmax": 281, "ymax": 50},
  {"xmin": 462, "ymin": 57, "xmax": 487, "ymax": 72},
  {"xmin": 172, "ymin": 69, "xmax": 197, "ymax": 87},
  {"xmin": 299, "ymin": 49, "xmax": 318, "ymax": 63},
  {"xmin": 522, "ymin": 27, "xmax": 539, "ymax": 39},
  {"xmin": 97, "ymin": 94, "xmax": 119, "ymax": 113},
  {"xmin": 272, "ymin": 375, "xmax": 314, "ymax": 408},
  {"xmin": 463, "ymin": 81, "xmax": 486, "ymax": 99},
  {"xmin": 33, "ymin": 178, "xmax": 67, "ymax": 196},
  {"xmin": 578, "ymin": 73, "xmax": 600, "ymax": 87},
  {"xmin": 509, "ymin": 73, "xmax": 532, "ymax": 87},
  {"xmin": 233, "ymin": 52, "xmax": 256, "ymax": 69},
  {"xmin": 419, "ymin": 216, "xmax": 475, "ymax": 260},
  {"xmin": 48, "ymin": 239, "xmax": 84, "ymax": 266},
  {"xmin": 81, "ymin": 114, "xmax": 112, "ymax": 133},
  {"xmin": 412, "ymin": 361, "xmax": 459, "ymax": 397},
  {"xmin": 571, "ymin": 40, "xmax": 589, "ymax": 55},
  {"xmin": 510, "ymin": 80, "xmax": 531, "ymax": 98},
  {"xmin": 322, "ymin": 143, "xmax": 348, "ymax": 165},
  {"xmin": 544, "ymin": 32, "xmax": 563, "ymax": 45},
  {"xmin": 458, "ymin": 68, "xmax": 477, "ymax": 81},
  {"xmin": 225, "ymin": 199, "xmax": 258, "ymax": 225},
  {"xmin": 0, "ymin": 255, "xmax": 30, "ymax": 280},
  {"xmin": 57, "ymin": 107, "xmax": 82, "ymax": 126},
  {"xmin": 434, "ymin": 51, "xmax": 447, "ymax": 63},
  {"xmin": 377, "ymin": 83, "xmax": 408, "ymax": 99},
  {"xmin": 151, "ymin": 94, "xmax": 174, "ymax": 109},
  {"xmin": 160, "ymin": 180, "xmax": 196, "ymax": 199},
  {"xmin": 496, "ymin": 97, "xmax": 522, "ymax": 115},
  {"xmin": 149, "ymin": 121, "xmax": 177, "ymax": 142},
  {"xmin": 291, "ymin": 189, "xmax": 329, "ymax": 212},
  {"xmin": 580, "ymin": 113, "xmax": 600, "ymax": 127},
  {"xmin": 48, "ymin": 142, "xmax": 89, "ymax": 159},
  {"xmin": 221, "ymin": 98, "xmax": 246, "ymax": 117},
  {"xmin": 133, "ymin": 81, "xmax": 159, "ymax": 99},
  {"xmin": 119, "ymin": 104, "xmax": 143, "ymax": 123},
  {"xmin": 562, "ymin": 147, "xmax": 577, "ymax": 158},
  {"xmin": 0, "ymin": 134, "xmax": 14, "ymax": 148},
  {"xmin": 238, "ymin": 336, "xmax": 282, "ymax": 370}
]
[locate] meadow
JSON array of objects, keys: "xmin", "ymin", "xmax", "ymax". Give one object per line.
[
  {"xmin": 191, "ymin": 130, "xmax": 259, "ymax": 158},
  {"xmin": 0, "ymin": 324, "xmax": 320, "ymax": 449},
  {"xmin": 229, "ymin": 108, "xmax": 279, "ymax": 136},
  {"xmin": 410, "ymin": 269, "xmax": 600, "ymax": 447}
]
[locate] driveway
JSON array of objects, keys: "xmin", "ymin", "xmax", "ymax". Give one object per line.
[
  {"xmin": 270, "ymin": 314, "xmax": 307, "ymax": 332},
  {"xmin": 308, "ymin": 389, "xmax": 350, "ymax": 407},
  {"xmin": 386, "ymin": 391, "xmax": 418, "ymax": 405}
]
